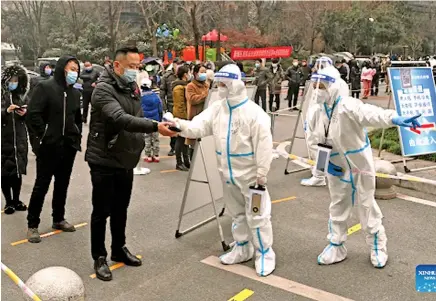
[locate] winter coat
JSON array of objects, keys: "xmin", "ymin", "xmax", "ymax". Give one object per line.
[
  {"xmin": 141, "ymin": 89, "xmax": 163, "ymax": 122},
  {"xmin": 1, "ymin": 65, "xmax": 29, "ymax": 176},
  {"xmin": 300, "ymin": 65, "xmax": 312, "ymax": 82},
  {"xmin": 26, "ymin": 55, "xmax": 83, "ymax": 156},
  {"xmin": 350, "ymin": 66, "xmax": 361, "ymax": 92},
  {"xmin": 185, "ymin": 79, "xmax": 209, "ymax": 145},
  {"xmin": 172, "ymin": 80, "xmax": 188, "ymax": 120},
  {"xmin": 28, "ymin": 63, "xmax": 52, "ymax": 101},
  {"xmin": 286, "ymin": 66, "xmax": 304, "ymax": 87},
  {"xmin": 337, "ymin": 65, "xmax": 348, "ymax": 82},
  {"xmin": 85, "ymin": 66, "xmax": 158, "ymax": 170},
  {"xmin": 361, "ymin": 67, "xmax": 376, "ymax": 81},
  {"xmin": 80, "ymin": 68, "xmax": 100, "ymax": 92},
  {"xmin": 253, "ymin": 67, "xmax": 271, "ymax": 90},
  {"xmin": 160, "ymin": 70, "xmax": 177, "ymax": 112},
  {"xmin": 268, "ymin": 66, "xmax": 284, "ymax": 94}
]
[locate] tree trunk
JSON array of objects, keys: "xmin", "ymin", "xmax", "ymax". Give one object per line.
[
  {"xmin": 152, "ymin": 34, "xmax": 158, "ymax": 57},
  {"xmin": 190, "ymin": 4, "xmax": 200, "ymax": 60},
  {"xmin": 217, "ymin": 27, "xmax": 221, "ymax": 61}
]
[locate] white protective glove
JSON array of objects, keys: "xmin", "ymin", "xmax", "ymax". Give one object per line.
[{"xmin": 256, "ymin": 176, "xmax": 267, "ymax": 186}]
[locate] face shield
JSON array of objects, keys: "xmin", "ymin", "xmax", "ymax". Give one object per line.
[
  {"xmin": 313, "ymin": 56, "xmax": 334, "ymax": 72},
  {"xmin": 306, "ymin": 66, "xmax": 345, "ymax": 105},
  {"xmin": 214, "ymin": 64, "xmax": 246, "ymax": 101}
]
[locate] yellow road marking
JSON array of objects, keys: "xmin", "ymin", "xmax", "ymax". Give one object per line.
[
  {"xmin": 347, "ymin": 223, "xmax": 361, "ymax": 235},
  {"xmin": 202, "ymin": 256, "xmax": 355, "ymax": 301},
  {"xmin": 11, "ymin": 222, "xmax": 88, "ymax": 246},
  {"xmin": 228, "ymin": 289, "xmax": 254, "ymax": 301},
  {"xmin": 272, "ymin": 196, "xmax": 297, "ymax": 204},
  {"xmin": 160, "ymin": 169, "xmax": 178, "ymax": 173},
  {"xmin": 89, "ymin": 255, "xmax": 143, "ymax": 279}
]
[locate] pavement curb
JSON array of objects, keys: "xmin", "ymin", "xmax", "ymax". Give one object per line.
[{"xmin": 395, "ymin": 172, "xmax": 436, "ymax": 196}]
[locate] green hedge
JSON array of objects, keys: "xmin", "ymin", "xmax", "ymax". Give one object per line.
[{"xmin": 368, "ymin": 128, "xmax": 436, "ymax": 162}]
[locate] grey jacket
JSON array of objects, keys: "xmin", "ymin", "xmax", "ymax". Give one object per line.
[
  {"xmin": 286, "ymin": 66, "xmax": 304, "ymax": 86},
  {"xmin": 159, "ymin": 70, "xmax": 177, "ymax": 112},
  {"xmin": 253, "ymin": 67, "xmax": 271, "ymax": 91},
  {"xmin": 268, "ymin": 66, "xmax": 284, "ymax": 94}
]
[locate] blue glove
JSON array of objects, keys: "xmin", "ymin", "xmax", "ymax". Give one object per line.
[
  {"xmin": 392, "ymin": 114, "xmax": 421, "ymax": 129},
  {"xmin": 328, "ymin": 161, "xmax": 344, "ymax": 177}
]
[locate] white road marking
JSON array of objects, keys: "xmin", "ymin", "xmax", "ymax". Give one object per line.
[
  {"xmin": 201, "ymin": 256, "xmax": 355, "ymax": 301},
  {"xmin": 396, "ymin": 193, "xmax": 436, "ymax": 208}
]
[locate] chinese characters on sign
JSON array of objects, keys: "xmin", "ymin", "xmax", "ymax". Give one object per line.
[{"xmin": 389, "ymin": 67, "xmax": 436, "ymax": 157}]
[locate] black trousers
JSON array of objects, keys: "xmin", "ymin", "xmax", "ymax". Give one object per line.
[
  {"xmin": 269, "ymin": 93, "xmax": 280, "ymax": 112},
  {"xmin": 89, "ymin": 163, "xmax": 133, "ymax": 260},
  {"xmin": 351, "ymin": 91, "xmax": 360, "ymax": 99},
  {"xmin": 287, "ymin": 85, "xmax": 299, "ymax": 108},
  {"xmin": 254, "ymin": 89, "xmax": 267, "ymax": 111},
  {"xmin": 1, "ymin": 175, "xmax": 22, "ymax": 206},
  {"xmin": 27, "ymin": 146, "xmax": 77, "ymax": 228},
  {"xmin": 371, "ymin": 77, "xmax": 379, "ymax": 96},
  {"xmin": 82, "ymin": 90, "xmax": 93, "ymax": 122},
  {"xmin": 175, "ymin": 136, "xmax": 189, "ymax": 166},
  {"xmin": 166, "ymin": 104, "xmax": 177, "ymax": 151}
]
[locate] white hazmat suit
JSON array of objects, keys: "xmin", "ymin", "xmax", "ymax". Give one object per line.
[
  {"xmin": 301, "ymin": 56, "xmax": 338, "ymax": 187},
  {"xmin": 306, "ymin": 66, "xmax": 401, "ymax": 268},
  {"xmin": 175, "ymin": 64, "xmax": 276, "ymax": 276}
]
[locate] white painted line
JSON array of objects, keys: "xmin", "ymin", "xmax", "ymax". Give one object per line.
[
  {"xmin": 396, "ymin": 193, "xmax": 436, "ymax": 208},
  {"xmin": 201, "ymin": 256, "xmax": 354, "ymax": 301}
]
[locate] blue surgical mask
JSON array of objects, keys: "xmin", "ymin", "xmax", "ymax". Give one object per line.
[
  {"xmin": 8, "ymin": 82, "xmax": 18, "ymax": 91},
  {"xmin": 66, "ymin": 71, "xmax": 78, "ymax": 85},
  {"xmin": 198, "ymin": 73, "xmax": 207, "ymax": 82},
  {"xmin": 45, "ymin": 68, "xmax": 52, "ymax": 76},
  {"xmin": 255, "ymin": 63, "xmax": 260, "ymax": 68},
  {"xmin": 122, "ymin": 69, "xmax": 138, "ymax": 83}
]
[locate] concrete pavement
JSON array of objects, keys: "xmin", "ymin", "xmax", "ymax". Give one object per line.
[{"xmin": 2, "ymin": 95, "xmax": 436, "ymax": 301}]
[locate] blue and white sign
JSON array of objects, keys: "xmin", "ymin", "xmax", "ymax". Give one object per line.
[
  {"xmin": 416, "ymin": 265, "xmax": 436, "ymax": 293},
  {"xmin": 389, "ymin": 67, "xmax": 436, "ymax": 157}
]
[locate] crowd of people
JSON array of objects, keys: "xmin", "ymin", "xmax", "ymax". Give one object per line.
[{"xmin": 0, "ymin": 47, "xmax": 427, "ymax": 283}]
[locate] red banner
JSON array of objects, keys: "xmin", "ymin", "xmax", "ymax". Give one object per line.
[{"xmin": 230, "ymin": 46, "xmax": 293, "ymax": 60}]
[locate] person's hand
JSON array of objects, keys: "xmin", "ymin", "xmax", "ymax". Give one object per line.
[
  {"xmin": 392, "ymin": 114, "xmax": 421, "ymax": 129},
  {"xmin": 91, "ymin": 83, "xmax": 96, "ymax": 88},
  {"xmin": 7, "ymin": 104, "xmax": 19, "ymax": 113},
  {"xmin": 328, "ymin": 161, "xmax": 344, "ymax": 177},
  {"xmin": 158, "ymin": 122, "xmax": 178, "ymax": 137},
  {"xmin": 256, "ymin": 176, "xmax": 267, "ymax": 186},
  {"xmin": 16, "ymin": 108, "xmax": 27, "ymax": 116}
]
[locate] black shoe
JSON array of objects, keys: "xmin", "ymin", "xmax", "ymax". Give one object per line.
[
  {"xmin": 94, "ymin": 257, "xmax": 112, "ymax": 281},
  {"xmin": 168, "ymin": 149, "xmax": 175, "ymax": 156},
  {"xmin": 183, "ymin": 158, "xmax": 190, "ymax": 169},
  {"xmin": 176, "ymin": 164, "xmax": 189, "ymax": 171},
  {"xmin": 4, "ymin": 205, "xmax": 15, "ymax": 215},
  {"xmin": 111, "ymin": 246, "xmax": 142, "ymax": 266},
  {"xmin": 14, "ymin": 201, "xmax": 27, "ymax": 211},
  {"xmin": 52, "ymin": 220, "xmax": 76, "ymax": 232}
]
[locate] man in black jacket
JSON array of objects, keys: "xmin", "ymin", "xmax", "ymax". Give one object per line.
[
  {"xmin": 286, "ymin": 58, "xmax": 303, "ymax": 110},
  {"xmin": 80, "ymin": 61, "xmax": 100, "ymax": 123},
  {"xmin": 85, "ymin": 46, "xmax": 176, "ymax": 281},
  {"xmin": 26, "ymin": 55, "xmax": 83, "ymax": 243}
]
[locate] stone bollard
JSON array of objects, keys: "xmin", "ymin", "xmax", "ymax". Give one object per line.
[
  {"xmin": 374, "ymin": 159, "xmax": 398, "ymax": 200},
  {"xmin": 24, "ymin": 267, "xmax": 85, "ymax": 301}
]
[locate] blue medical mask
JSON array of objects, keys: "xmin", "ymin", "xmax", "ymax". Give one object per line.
[
  {"xmin": 122, "ymin": 69, "xmax": 138, "ymax": 83},
  {"xmin": 66, "ymin": 71, "xmax": 78, "ymax": 85},
  {"xmin": 255, "ymin": 63, "xmax": 260, "ymax": 68},
  {"xmin": 198, "ymin": 73, "xmax": 207, "ymax": 82},
  {"xmin": 8, "ymin": 82, "xmax": 18, "ymax": 91},
  {"xmin": 85, "ymin": 67, "xmax": 93, "ymax": 72},
  {"xmin": 45, "ymin": 68, "xmax": 52, "ymax": 76}
]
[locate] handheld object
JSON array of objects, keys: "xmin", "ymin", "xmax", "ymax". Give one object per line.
[
  {"xmin": 315, "ymin": 143, "xmax": 333, "ymax": 174},
  {"xmin": 249, "ymin": 185, "xmax": 266, "ymax": 217}
]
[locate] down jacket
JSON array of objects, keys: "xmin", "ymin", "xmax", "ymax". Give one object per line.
[
  {"xmin": 1, "ymin": 65, "xmax": 29, "ymax": 176},
  {"xmin": 85, "ymin": 66, "xmax": 158, "ymax": 169}
]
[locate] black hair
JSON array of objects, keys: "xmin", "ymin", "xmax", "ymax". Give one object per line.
[
  {"xmin": 335, "ymin": 60, "xmax": 341, "ymax": 65},
  {"xmin": 271, "ymin": 58, "xmax": 279, "ymax": 64},
  {"xmin": 177, "ymin": 65, "xmax": 190, "ymax": 80},
  {"xmin": 114, "ymin": 46, "xmax": 139, "ymax": 60},
  {"xmin": 192, "ymin": 64, "xmax": 205, "ymax": 75},
  {"xmin": 255, "ymin": 59, "xmax": 262, "ymax": 63},
  {"xmin": 341, "ymin": 59, "xmax": 346, "ymax": 63},
  {"xmin": 236, "ymin": 62, "xmax": 244, "ymax": 73}
]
